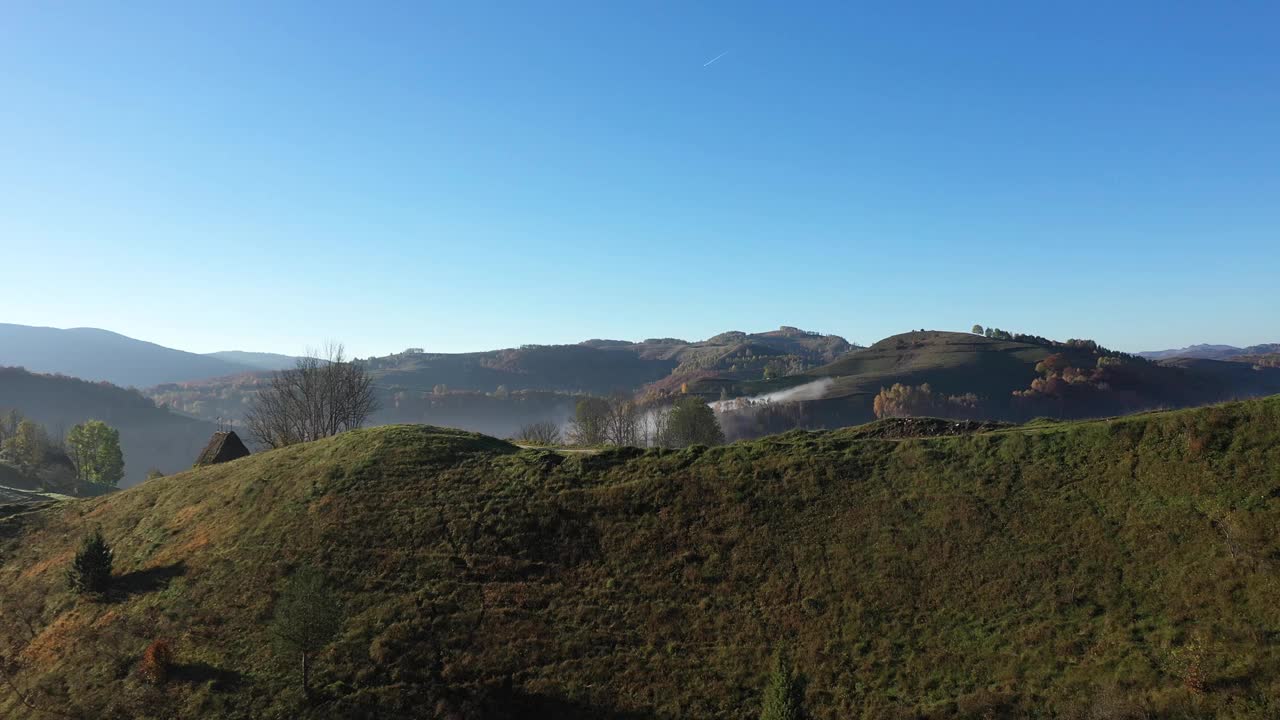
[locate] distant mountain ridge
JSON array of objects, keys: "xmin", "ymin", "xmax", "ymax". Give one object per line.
[
  {"xmin": 203, "ymin": 350, "xmax": 301, "ymax": 371},
  {"xmin": 1, "ymin": 323, "xmax": 851, "ymax": 392},
  {"xmin": 12, "ymin": 321, "xmax": 1280, "ymax": 446},
  {"xmin": 359, "ymin": 326, "xmax": 855, "ymax": 396},
  {"xmin": 1138, "ymin": 342, "xmax": 1280, "ymax": 360},
  {"xmin": 0, "ymin": 323, "xmax": 254, "ymax": 387},
  {"xmin": 147, "ymin": 327, "xmax": 857, "ymax": 438},
  {"xmin": 146, "ymin": 328, "xmax": 1280, "ymax": 441}
]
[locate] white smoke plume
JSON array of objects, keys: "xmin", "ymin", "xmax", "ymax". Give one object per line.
[{"xmin": 709, "ymin": 378, "xmax": 835, "ymax": 413}]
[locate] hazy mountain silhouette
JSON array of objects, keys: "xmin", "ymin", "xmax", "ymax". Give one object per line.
[
  {"xmin": 0, "ymin": 324, "xmax": 252, "ymax": 387},
  {"xmin": 1138, "ymin": 342, "xmax": 1280, "ymax": 360},
  {"xmin": 203, "ymin": 350, "xmax": 301, "ymax": 371}
]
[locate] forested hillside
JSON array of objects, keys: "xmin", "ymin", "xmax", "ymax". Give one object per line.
[{"xmin": 0, "ymin": 367, "xmax": 214, "ymax": 485}]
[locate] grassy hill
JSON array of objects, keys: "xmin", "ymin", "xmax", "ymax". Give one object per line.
[
  {"xmin": 0, "ymin": 367, "xmax": 215, "ymax": 486},
  {"xmin": 704, "ymin": 331, "xmax": 1086, "ymax": 432},
  {"xmin": 720, "ymin": 330, "xmax": 1133, "ymax": 398},
  {"xmin": 711, "ymin": 331, "xmax": 1280, "ymax": 433},
  {"xmin": 2, "ymin": 396, "xmax": 1279, "ymax": 718},
  {"xmin": 807, "ymin": 331, "xmax": 1060, "ymax": 398},
  {"xmin": 627, "ymin": 327, "xmax": 855, "ymax": 392}
]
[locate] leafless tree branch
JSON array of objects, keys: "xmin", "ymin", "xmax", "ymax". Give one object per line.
[{"xmin": 245, "ymin": 343, "xmax": 379, "ymax": 448}]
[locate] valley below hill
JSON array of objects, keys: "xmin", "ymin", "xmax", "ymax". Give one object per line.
[
  {"xmin": 144, "ymin": 328, "xmax": 1280, "ymax": 446},
  {"xmin": 0, "ymin": 367, "xmax": 214, "ymax": 486}
]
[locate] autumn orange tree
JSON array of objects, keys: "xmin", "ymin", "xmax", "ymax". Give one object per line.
[
  {"xmin": 873, "ymin": 383, "xmax": 982, "ymax": 420},
  {"xmin": 138, "ymin": 639, "xmax": 174, "ymax": 684}
]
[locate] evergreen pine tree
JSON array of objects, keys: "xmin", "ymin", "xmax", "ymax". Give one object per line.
[
  {"xmin": 760, "ymin": 651, "xmax": 807, "ymax": 720},
  {"xmin": 272, "ymin": 565, "xmax": 343, "ymax": 698},
  {"xmin": 67, "ymin": 528, "xmax": 113, "ymax": 597}
]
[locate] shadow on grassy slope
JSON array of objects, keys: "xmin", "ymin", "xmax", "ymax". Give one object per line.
[
  {"xmin": 171, "ymin": 660, "xmax": 243, "ymax": 690},
  {"xmin": 111, "ymin": 560, "xmax": 186, "ymax": 601}
]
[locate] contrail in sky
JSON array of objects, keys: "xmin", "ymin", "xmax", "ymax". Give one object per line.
[{"xmin": 702, "ymin": 51, "xmax": 729, "ymax": 67}]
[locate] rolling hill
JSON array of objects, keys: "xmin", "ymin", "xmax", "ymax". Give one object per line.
[
  {"xmin": 364, "ymin": 343, "xmax": 678, "ymax": 395},
  {"xmin": 708, "ymin": 331, "xmax": 1280, "ymax": 434},
  {"xmin": 0, "ymin": 324, "xmax": 253, "ymax": 387},
  {"xmin": 799, "ymin": 330, "xmax": 1061, "ymax": 398},
  {"xmin": 147, "ymin": 329, "xmax": 1280, "ymax": 443},
  {"xmin": 1, "ymin": 397, "xmax": 1277, "ymax": 718},
  {"xmin": 361, "ymin": 326, "xmax": 854, "ymax": 396},
  {"xmin": 146, "ymin": 328, "xmax": 856, "ymax": 435},
  {"xmin": 0, "ymin": 367, "xmax": 215, "ymax": 486}
]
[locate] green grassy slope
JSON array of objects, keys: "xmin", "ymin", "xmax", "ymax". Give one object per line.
[
  {"xmin": 716, "ymin": 331, "xmax": 1061, "ymax": 401},
  {"xmin": 732, "ymin": 327, "xmax": 1100, "ymax": 394},
  {"xmin": 807, "ymin": 331, "xmax": 1056, "ymax": 397},
  {"xmin": 3, "ymin": 398, "xmax": 1280, "ymax": 718},
  {"xmin": 703, "ymin": 331, "xmax": 1063, "ymax": 429}
]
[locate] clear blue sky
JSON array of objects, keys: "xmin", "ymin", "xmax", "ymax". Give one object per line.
[{"xmin": 3, "ymin": 2, "xmax": 1277, "ymax": 356}]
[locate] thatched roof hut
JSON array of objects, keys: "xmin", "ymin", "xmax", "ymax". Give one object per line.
[{"xmin": 194, "ymin": 431, "xmax": 250, "ymax": 467}]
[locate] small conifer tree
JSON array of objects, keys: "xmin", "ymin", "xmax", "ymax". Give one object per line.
[
  {"xmin": 760, "ymin": 651, "xmax": 807, "ymax": 720},
  {"xmin": 272, "ymin": 565, "xmax": 342, "ymax": 698},
  {"xmin": 67, "ymin": 528, "xmax": 113, "ymax": 597}
]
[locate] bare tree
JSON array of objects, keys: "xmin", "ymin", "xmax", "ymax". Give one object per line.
[
  {"xmin": 603, "ymin": 392, "xmax": 641, "ymax": 446},
  {"xmin": 566, "ymin": 394, "xmax": 643, "ymax": 446},
  {"xmin": 514, "ymin": 421, "xmax": 561, "ymax": 445},
  {"xmin": 245, "ymin": 343, "xmax": 378, "ymax": 448}
]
